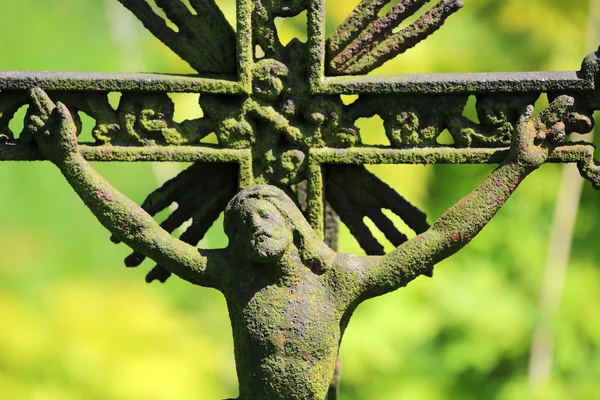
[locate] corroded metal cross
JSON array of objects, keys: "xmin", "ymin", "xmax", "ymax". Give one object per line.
[{"xmin": 2, "ymin": 1, "xmax": 600, "ymax": 399}]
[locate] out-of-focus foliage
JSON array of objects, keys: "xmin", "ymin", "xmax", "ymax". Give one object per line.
[{"xmin": 0, "ymin": 1, "xmax": 599, "ymax": 399}]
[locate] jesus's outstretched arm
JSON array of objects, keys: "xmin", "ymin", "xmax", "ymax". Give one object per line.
[
  {"xmin": 357, "ymin": 95, "xmax": 590, "ymax": 299},
  {"xmin": 27, "ymin": 88, "xmax": 221, "ymax": 288}
]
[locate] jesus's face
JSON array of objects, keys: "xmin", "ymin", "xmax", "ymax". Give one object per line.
[{"xmin": 234, "ymin": 198, "xmax": 293, "ymax": 263}]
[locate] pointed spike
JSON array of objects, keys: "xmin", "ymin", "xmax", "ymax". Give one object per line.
[
  {"xmin": 328, "ymin": 165, "xmax": 430, "ymax": 234},
  {"xmin": 154, "ymin": 0, "xmax": 193, "ymax": 29},
  {"xmin": 350, "ymin": 193, "xmax": 410, "ymax": 247},
  {"xmin": 188, "ymin": 0, "xmax": 237, "ymax": 70},
  {"xmin": 159, "ymin": 203, "xmax": 199, "ymax": 234},
  {"xmin": 117, "ymin": 0, "xmax": 235, "ymax": 73},
  {"xmin": 120, "ymin": 162, "xmax": 238, "ymax": 284},
  {"xmin": 110, "ymin": 234, "xmax": 121, "ymax": 244},
  {"xmin": 179, "ymin": 219, "xmax": 215, "ymax": 245},
  {"xmin": 117, "ymin": 0, "xmax": 180, "ymax": 49},
  {"xmin": 355, "ymin": 166, "xmax": 429, "ymax": 234},
  {"xmin": 342, "ymin": 0, "xmax": 463, "ymax": 75},
  {"xmin": 189, "ymin": 0, "xmax": 221, "ymax": 16},
  {"xmin": 357, "ymin": 168, "xmax": 428, "ymax": 233},
  {"xmin": 326, "ymin": 178, "xmax": 385, "ymax": 255},
  {"xmin": 327, "ymin": 166, "xmax": 409, "ymax": 247},
  {"xmin": 378, "ymin": 0, "xmax": 433, "ymax": 37},
  {"xmin": 143, "ymin": 215, "xmax": 223, "ymax": 285},
  {"xmin": 189, "ymin": 0, "xmax": 237, "ymax": 43},
  {"xmin": 138, "ymin": 162, "xmax": 213, "ymax": 216},
  {"xmin": 154, "ymin": 0, "xmax": 235, "ymax": 69},
  {"xmin": 146, "ymin": 266, "xmax": 171, "ymax": 283},
  {"xmin": 137, "ymin": 182, "xmax": 178, "ymax": 217},
  {"xmin": 328, "ymin": 0, "xmax": 430, "ymax": 73},
  {"xmin": 327, "ymin": 0, "xmax": 392, "ymax": 56},
  {"xmin": 148, "ymin": 185, "xmax": 235, "ymax": 285},
  {"xmin": 125, "ymin": 252, "xmax": 146, "ymax": 267}
]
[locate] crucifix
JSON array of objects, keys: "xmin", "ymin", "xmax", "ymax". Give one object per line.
[{"xmin": 1, "ymin": 1, "xmax": 600, "ymax": 399}]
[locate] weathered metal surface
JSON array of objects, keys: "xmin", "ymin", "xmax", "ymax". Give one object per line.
[
  {"xmin": 327, "ymin": 0, "xmax": 464, "ymax": 75},
  {"xmin": 0, "ymin": 144, "xmax": 250, "ymax": 162},
  {"xmin": 2, "ymin": 1, "xmax": 600, "ymax": 399},
  {"xmin": 0, "ymin": 71, "xmax": 241, "ymax": 93},
  {"xmin": 317, "ymin": 70, "xmax": 593, "ymax": 94},
  {"xmin": 118, "ymin": 0, "xmax": 237, "ymax": 73},
  {"xmin": 0, "ymin": 69, "xmax": 593, "ymax": 94}
]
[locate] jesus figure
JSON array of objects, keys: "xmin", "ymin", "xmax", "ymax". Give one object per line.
[{"xmin": 25, "ymin": 88, "xmax": 581, "ymax": 399}]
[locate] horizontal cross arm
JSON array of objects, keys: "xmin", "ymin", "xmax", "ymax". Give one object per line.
[
  {"xmin": 310, "ymin": 144, "xmax": 599, "ymax": 168},
  {"xmin": 315, "ymin": 71, "xmax": 592, "ymax": 95},
  {"xmin": 0, "ymin": 71, "xmax": 242, "ymax": 94},
  {"xmin": 0, "ymin": 144, "xmax": 249, "ymax": 162},
  {"xmin": 310, "ymin": 146, "xmax": 508, "ymax": 164}
]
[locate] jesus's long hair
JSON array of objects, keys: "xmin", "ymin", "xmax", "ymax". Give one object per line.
[{"xmin": 224, "ymin": 185, "xmax": 334, "ymax": 273}]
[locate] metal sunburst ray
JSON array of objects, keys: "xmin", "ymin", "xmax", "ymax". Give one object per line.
[
  {"xmin": 112, "ymin": 162, "xmax": 238, "ymax": 282},
  {"xmin": 117, "ymin": 0, "xmax": 237, "ymax": 73},
  {"xmin": 325, "ymin": 164, "xmax": 430, "ymax": 258},
  {"xmin": 326, "ymin": 0, "xmax": 463, "ymax": 75}
]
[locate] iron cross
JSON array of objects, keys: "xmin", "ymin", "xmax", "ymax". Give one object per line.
[{"xmin": 1, "ymin": 0, "xmax": 599, "ymax": 280}]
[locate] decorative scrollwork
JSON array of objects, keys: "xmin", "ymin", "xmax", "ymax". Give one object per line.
[{"xmin": 349, "ymin": 92, "xmax": 541, "ymax": 148}]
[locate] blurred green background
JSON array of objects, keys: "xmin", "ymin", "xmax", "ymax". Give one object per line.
[{"xmin": 1, "ymin": 0, "xmax": 600, "ymax": 399}]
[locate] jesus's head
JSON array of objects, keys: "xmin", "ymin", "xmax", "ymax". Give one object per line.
[{"xmin": 224, "ymin": 185, "xmax": 334, "ymax": 271}]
